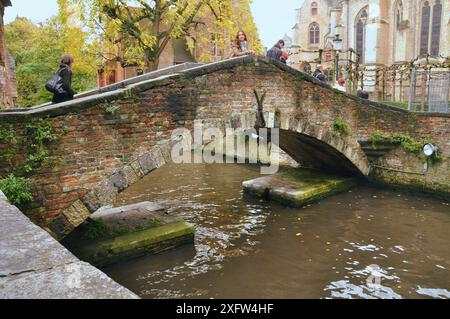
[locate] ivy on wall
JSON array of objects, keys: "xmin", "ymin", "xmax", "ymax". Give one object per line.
[
  {"xmin": 0, "ymin": 118, "xmax": 65, "ymax": 206},
  {"xmin": 371, "ymin": 131, "xmax": 441, "ymax": 163}
]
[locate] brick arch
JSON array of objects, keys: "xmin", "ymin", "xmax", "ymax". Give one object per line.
[{"xmin": 277, "ymin": 120, "xmax": 371, "ymax": 177}]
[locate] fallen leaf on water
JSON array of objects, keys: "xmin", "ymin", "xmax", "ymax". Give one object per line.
[{"xmin": 296, "ymin": 233, "xmax": 302, "ymax": 237}]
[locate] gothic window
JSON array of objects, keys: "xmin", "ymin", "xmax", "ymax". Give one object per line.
[
  {"xmin": 396, "ymin": 1, "xmax": 404, "ymax": 29},
  {"xmin": 420, "ymin": 1, "xmax": 442, "ymax": 56},
  {"xmin": 355, "ymin": 8, "xmax": 368, "ymax": 63},
  {"xmin": 309, "ymin": 23, "xmax": 320, "ymax": 45},
  {"xmin": 311, "ymin": 2, "xmax": 318, "ymax": 16},
  {"xmin": 430, "ymin": 0, "xmax": 442, "ymax": 56},
  {"xmin": 420, "ymin": 1, "xmax": 431, "ymax": 55}
]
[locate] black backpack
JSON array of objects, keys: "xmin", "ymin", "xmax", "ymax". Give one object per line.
[{"xmin": 45, "ymin": 68, "xmax": 67, "ymax": 94}]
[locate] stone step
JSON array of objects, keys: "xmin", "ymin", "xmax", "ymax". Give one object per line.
[
  {"xmin": 78, "ymin": 221, "xmax": 195, "ymax": 267},
  {"xmin": 63, "ymin": 202, "xmax": 195, "ymax": 267},
  {"xmin": 243, "ymin": 169, "xmax": 357, "ymax": 207}
]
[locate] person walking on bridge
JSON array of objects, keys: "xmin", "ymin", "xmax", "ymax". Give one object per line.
[{"xmin": 48, "ymin": 55, "xmax": 76, "ymax": 104}]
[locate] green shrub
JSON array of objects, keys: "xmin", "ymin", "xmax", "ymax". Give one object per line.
[
  {"xmin": 389, "ymin": 133, "xmax": 422, "ymax": 156},
  {"xmin": 370, "ymin": 131, "xmax": 383, "ymax": 148},
  {"xmin": 333, "ymin": 116, "xmax": 350, "ymax": 136},
  {"xmin": 0, "ymin": 174, "xmax": 33, "ymax": 205},
  {"xmin": 85, "ymin": 218, "xmax": 110, "ymax": 239}
]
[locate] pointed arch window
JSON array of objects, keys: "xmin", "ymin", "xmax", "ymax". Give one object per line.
[
  {"xmin": 396, "ymin": 1, "xmax": 404, "ymax": 29},
  {"xmin": 309, "ymin": 23, "xmax": 320, "ymax": 45},
  {"xmin": 420, "ymin": 0, "xmax": 442, "ymax": 56},
  {"xmin": 355, "ymin": 8, "xmax": 368, "ymax": 63},
  {"xmin": 420, "ymin": 1, "xmax": 431, "ymax": 55},
  {"xmin": 430, "ymin": 0, "xmax": 442, "ymax": 56}
]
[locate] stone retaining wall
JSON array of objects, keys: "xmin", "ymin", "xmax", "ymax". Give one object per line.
[{"xmin": 0, "ymin": 192, "xmax": 138, "ymax": 299}]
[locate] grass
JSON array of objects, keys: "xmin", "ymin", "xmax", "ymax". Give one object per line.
[{"xmin": 381, "ymin": 101, "xmax": 438, "ymax": 112}]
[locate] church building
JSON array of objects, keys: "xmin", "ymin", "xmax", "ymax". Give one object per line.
[{"xmin": 289, "ymin": 0, "xmax": 449, "ymax": 92}]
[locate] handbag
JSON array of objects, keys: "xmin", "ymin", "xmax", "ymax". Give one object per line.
[{"xmin": 45, "ymin": 68, "xmax": 67, "ymax": 94}]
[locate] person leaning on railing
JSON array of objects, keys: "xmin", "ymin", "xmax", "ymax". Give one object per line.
[{"xmin": 230, "ymin": 30, "xmax": 255, "ymax": 58}]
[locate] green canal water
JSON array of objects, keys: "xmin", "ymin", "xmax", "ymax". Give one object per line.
[{"xmin": 103, "ymin": 163, "xmax": 450, "ymax": 299}]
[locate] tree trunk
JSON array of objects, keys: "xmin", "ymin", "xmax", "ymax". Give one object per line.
[
  {"xmin": 143, "ymin": 0, "xmax": 161, "ymax": 72},
  {"xmin": 145, "ymin": 48, "xmax": 159, "ymax": 72}
]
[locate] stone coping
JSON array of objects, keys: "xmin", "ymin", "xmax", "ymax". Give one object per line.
[
  {"xmin": 0, "ymin": 62, "xmax": 202, "ymax": 113},
  {"xmin": 0, "ymin": 56, "xmax": 448, "ymax": 119},
  {"xmin": 0, "ymin": 196, "xmax": 139, "ymax": 299}
]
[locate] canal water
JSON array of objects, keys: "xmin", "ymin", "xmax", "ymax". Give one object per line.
[{"xmin": 104, "ymin": 163, "xmax": 450, "ymax": 299}]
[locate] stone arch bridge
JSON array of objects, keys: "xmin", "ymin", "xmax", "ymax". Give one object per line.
[{"xmin": 0, "ymin": 57, "xmax": 448, "ymax": 239}]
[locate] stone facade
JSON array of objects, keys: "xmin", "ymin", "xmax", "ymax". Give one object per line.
[
  {"xmin": 0, "ymin": 0, "xmax": 18, "ymax": 109},
  {"xmin": 290, "ymin": 0, "xmax": 449, "ymax": 90},
  {"xmin": 0, "ymin": 56, "xmax": 448, "ymax": 240}
]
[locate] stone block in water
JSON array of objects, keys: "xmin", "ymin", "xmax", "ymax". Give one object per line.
[
  {"xmin": 243, "ymin": 169, "xmax": 357, "ymax": 207},
  {"xmin": 63, "ymin": 202, "xmax": 194, "ymax": 267}
]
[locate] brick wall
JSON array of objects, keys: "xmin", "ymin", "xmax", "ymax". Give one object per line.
[
  {"xmin": 0, "ymin": 3, "xmax": 18, "ymax": 109},
  {"xmin": 0, "ymin": 56, "xmax": 448, "ymax": 239}
]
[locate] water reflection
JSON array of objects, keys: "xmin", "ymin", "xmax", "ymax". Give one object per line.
[{"xmin": 103, "ymin": 163, "xmax": 450, "ymax": 299}]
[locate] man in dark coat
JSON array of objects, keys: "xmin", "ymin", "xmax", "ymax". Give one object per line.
[
  {"xmin": 313, "ymin": 64, "xmax": 327, "ymax": 82},
  {"xmin": 357, "ymin": 88, "xmax": 369, "ymax": 99},
  {"xmin": 267, "ymin": 40, "xmax": 285, "ymax": 62}
]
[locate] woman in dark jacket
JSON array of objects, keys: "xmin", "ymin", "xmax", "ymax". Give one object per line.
[
  {"xmin": 267, "ymin": 40, "xmax": 285, "ymax": 62},
  {"xmin": 52, "ymin": 54, "xmax": 76, "ymax": 104}
]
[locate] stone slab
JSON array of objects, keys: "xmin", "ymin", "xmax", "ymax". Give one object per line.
[
  {"xmin": 0, "ymin": 201, "xmax": 78, "ymax": 277},
  {"xmin": 91, "ymin": 201, "xmax": 177, "ymax": 231},
  {"xmin": 243, "ymin": 169, "xmax": 357, "ymax": 207},
  {"xmin": 74, "ymin": 220, "xmax": 195, "ymax": 267},
  {"xmin": 0, "ymin": 261, "xmax": 138, "ymax": 299},
  {"xmin": 0, "ymin": 199, "xmax": 138, "ymax": 299},
  {"xmin": 92, "ymin": 201, "xmax": 164, "ymax": 219}
]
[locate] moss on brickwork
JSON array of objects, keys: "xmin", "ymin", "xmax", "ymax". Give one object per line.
[
  {"xmin": 332, "ymin": 116, "xmax": 350, "ymax": 136},
  {"xmin": 100, "ymin": 101, "xmax": 121, "ymax": 114}
]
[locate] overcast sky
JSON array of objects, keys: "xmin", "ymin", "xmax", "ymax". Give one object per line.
[{"xmin": 4, "ymin": 0, "xmax": 305, "ymax": 48}]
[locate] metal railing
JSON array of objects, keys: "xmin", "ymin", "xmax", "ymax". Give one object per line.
[{"xmin": 289, "ymin": 48, "xmax": 449, "ymax": 113}]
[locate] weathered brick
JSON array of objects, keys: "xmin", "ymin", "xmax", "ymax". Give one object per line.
[
  {"xmin": 109, "ymin": 170, "xmax": 128, "ymax": 192},
  {"xmin": 138, "ymin": 153, "xmax": 157, "ymax": 175}
]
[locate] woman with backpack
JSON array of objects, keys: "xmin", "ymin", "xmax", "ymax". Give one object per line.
[{"xmin": 47, "ymin": 54, "xmax": 76, "ymax": 104}]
